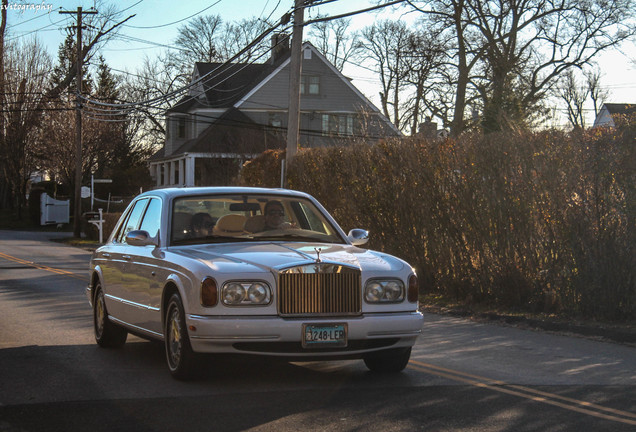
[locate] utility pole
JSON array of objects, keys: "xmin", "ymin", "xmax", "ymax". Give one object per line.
[
  {"xmin": 60, "ymin": 7, "xmax": 97, "ymax": 237},
  {"xmin": 285, "ymin": 0, "xmax": 305, "ymax": 187}
]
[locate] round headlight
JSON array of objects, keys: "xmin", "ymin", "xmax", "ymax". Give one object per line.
[
  {"xmin": 223, "ymin": 283, "xmax": 246, "ymax": 305},
  {"xmin": 384, "ymin": 281, "xmax": 403, "ymax": 301},
  {"xmin": 365, "ymin": 281, "xmax": 384, "ymax": 302},
  {"xmin": 248, "ymin": 283, "xmax": 269, "ymax": 304}
]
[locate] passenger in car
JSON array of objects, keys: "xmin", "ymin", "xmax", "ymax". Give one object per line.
[{"xmin": 190, "ymin": 213, "xmax": 215, "ymax": 237}]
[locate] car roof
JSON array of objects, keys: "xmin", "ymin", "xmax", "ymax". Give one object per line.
[{"xmin": 137, "ymin": 187, "xmax": 312, "ymax": 201}]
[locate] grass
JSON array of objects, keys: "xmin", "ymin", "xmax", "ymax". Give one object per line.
[{"xmin": 419, "ymin": 292, "xmax": 636, "ymax": 339}]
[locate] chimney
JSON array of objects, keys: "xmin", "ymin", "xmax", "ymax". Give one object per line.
[
  {"xmin": 418, "ymin": 117, "xmax": 438, "ymax": 139},
  {"xmin": 270, "ymin": 33, "xmax": 290, "ymax": 64}
]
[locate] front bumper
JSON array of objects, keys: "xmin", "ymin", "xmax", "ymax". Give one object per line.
[{"xmin": 186, "ymin": 311, "xmax": 423, "ymax": 357}]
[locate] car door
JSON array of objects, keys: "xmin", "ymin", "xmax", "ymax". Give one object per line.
[
  {"xmin": 109, "ymin": 198, "xmax": 149, "ymax": 325},
  {"xmin": 96, "ymin": 201, "xmax": 141, "ymax": 320},
  {"xmin": 122, "ymin": 197, "xmax": 166, "ymax": 335}
]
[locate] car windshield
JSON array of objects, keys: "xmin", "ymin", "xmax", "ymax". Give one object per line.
[{"xmin": 170, "ymin": 194, "xmax": 345, "ymax": 246}]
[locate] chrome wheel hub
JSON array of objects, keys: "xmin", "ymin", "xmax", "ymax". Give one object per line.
[{"xmin": 168, "ymin": 308, "xmax": 181, "ymax": 366}]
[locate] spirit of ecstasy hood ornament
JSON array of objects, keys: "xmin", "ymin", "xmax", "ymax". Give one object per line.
[{"xmin": 314, "ymin": 247, "xmax": 322, "ymax": 263}]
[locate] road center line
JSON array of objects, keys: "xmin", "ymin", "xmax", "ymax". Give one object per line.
[
  {"xmin": 0, "ymin": 251, "xmax": 87, "ymax": 281},
  {"xmin": 408, "ymin": 360, "xmax": 636, "ymax": 426}
]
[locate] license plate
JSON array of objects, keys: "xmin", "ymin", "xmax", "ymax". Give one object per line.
[{"xmin": 302, "ymin": 323, "xmax": 347, "ymax": 348}]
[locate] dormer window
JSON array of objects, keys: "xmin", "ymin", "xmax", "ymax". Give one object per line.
[{"xmin": 177, "ymin": 117, "xmax": 186, "ymax": 138}]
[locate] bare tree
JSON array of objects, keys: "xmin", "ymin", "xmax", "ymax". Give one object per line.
[
  {"xmin": 175, "ymin": 14, "xmax": 224, "ymax": 65},
  {"xmin": 0, "ymin": 38, "xmax": 53, "ymax": 213},
  {"xmin": 0, "ymin": 0, "xmax": 8, "ymax": 207},
  {"xmin": 409, "ymin": 0, "xmax": 636, "ymax": 133},
  {"xmin": 559, "ymin": 69, "xmax": 589, "ymax": 129},
  {"xmin": 217, "ymin": 17, "xmax": 273, "ymax": 62},
  {"xmin": 121, "ymin": 55, "xmax": 181, "ymax": 138},
  {"xmin": 585, "ymin": 68, "xmax": 609, "ymax": 119},
  {"xmin": 359, "ymin": 20, "xmax": 412, "ymax": 130},
  {"xmin": 401, "ymin": 27, "xmax": 447, "ymax": 135},
  {"xmin": 308, "ymin": 16, "xmax": 361, "ymax": 72},
  {"xmin": 0, "ymin": 3, "xmax": 133, "ymax": 212},
  {"xmin": 407, "ymin": 0, "xmax": 483, "ymax": 136}
]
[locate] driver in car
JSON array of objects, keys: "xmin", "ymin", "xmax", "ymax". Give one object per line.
[{"xmin": 263, "ymin": 200, "xmax": 294, "ymax": 231}]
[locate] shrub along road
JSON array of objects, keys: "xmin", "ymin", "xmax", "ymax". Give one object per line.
[{"xmin": 1, "ymin": 230, "xmax": 635, "ymax": 431}]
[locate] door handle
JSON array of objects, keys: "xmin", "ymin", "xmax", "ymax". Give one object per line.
[
  {"xmin": 123, "ymin": 255, "xmax": 132, "ymax": 260},
  {"xmin": 102, "ymin": 253, "xmax": 111, "ymax": 258}
]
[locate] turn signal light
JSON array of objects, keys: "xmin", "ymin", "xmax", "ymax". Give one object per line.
[
  {"xmin": 408, "ymin": 274, "xmax": 419, "ymax": 303},
  {"xmin": 201, "ymin": 277, "xmax": 218, "ymax": 307}
]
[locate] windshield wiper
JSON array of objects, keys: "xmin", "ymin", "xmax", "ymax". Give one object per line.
[
  {"xmin": 253, "ymin": 234, "xmax": 329, "ymax": 242},
  {"xmin": 173, "ymin": 236, "xmax": 255, "ymax": 245}
]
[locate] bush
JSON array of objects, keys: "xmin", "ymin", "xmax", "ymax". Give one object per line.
[{"xmin": 240, "ymin": 127, "xmax": 635, "ymax": 322}]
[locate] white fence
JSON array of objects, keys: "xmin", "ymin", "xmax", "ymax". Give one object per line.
[{"xmin": 40, "ymin": 193, "xmax": 70, "ymax": 225}]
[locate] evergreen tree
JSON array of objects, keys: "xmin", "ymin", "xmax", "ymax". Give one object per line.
[{"xmin": 50, "ymin": 32, "xmax": 92, "ymax": 99}]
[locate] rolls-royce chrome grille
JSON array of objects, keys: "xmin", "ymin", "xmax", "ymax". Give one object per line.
[{"xmin": 278, "ymin": 265, "xmax": 361, "ymax": 316}]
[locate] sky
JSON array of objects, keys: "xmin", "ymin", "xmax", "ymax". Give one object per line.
[{"xmin": 4, "ymin": 0, "xmax": 636, "ymax": 127}]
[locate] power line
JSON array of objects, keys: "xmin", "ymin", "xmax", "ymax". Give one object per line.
[
  {"xmin": 304, "ymin": 0, "xmax": 408, "ymax": 25},
  {"xmin": 123, "ymin": 0, "xmax": 225, "ymax": 29},
  {"xmin": 79, "ymin": 18, "xmax": 294, "ymax": 111}
]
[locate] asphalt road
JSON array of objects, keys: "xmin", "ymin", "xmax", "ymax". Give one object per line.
[{"xmin": 1, "ymin": 230, "xmax": 635, "ymax": 432}]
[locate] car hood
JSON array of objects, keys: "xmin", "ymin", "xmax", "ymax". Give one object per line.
[{"xmin": 169, "ymin": 242, "xmax": 407, "ymax": 274}]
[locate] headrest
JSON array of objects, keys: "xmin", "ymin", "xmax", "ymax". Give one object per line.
[
  {"xmin": 213, "ymin": 214, "xmax": 246, "ymax": 236},
  {"xmin": 244, "ymin": 215, "xmax": 265, "ymax": 233},
  {"xmin": 172, "ymin": 212, "xmax": 192, "ymax": 240}
]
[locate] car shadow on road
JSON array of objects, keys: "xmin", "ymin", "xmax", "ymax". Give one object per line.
[{"xmin": 2, "ymin": 341, "xmax": 636, "ymax": 432}]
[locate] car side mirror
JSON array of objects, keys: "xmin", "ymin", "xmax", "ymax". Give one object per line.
[
  {"xmin": 347, "ymin": 229, "xmax": 369, "ymax": 246},
  {"xmin": 126, "ymin": 230, "xmax": 159, "ymax": 247}
]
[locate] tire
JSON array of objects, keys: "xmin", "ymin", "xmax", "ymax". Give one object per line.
[
  {"xmin": 165, "ymin": 293, "xmax": 197, "ymax": 380},
  {"xmin": 363, "ymin": 347, "xmax": 412, "ymax": 373},
  {"xmin": 93, "ymin": 283, "xmax": 127, "ymax": 348}
]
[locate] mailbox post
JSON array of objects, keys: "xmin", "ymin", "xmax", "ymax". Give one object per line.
[{"xmin": 86, "ymin": 208, "xmax": 105, "ymax": 243}]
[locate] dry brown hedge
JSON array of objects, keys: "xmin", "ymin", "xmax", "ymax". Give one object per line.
[{"xmin": 240, "ymin": 125, "xmax": 635, "ymax": 321}]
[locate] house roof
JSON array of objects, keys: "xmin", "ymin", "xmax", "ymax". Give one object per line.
[
  {"xmin": 177, "ymin": 108, "xmax": 284, "ymax": 154},
  {"xmin": 167, "ymin": 58, "xmax": 284, "ymax": 113},
  {"xmin": 603, "ymin": 103, "xmax": 636, "ymax": 115}
]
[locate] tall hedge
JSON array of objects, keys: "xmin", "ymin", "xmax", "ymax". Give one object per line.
[{"xmin": 240, "ymin": 125, "xmax": 635, "ymax": 321}]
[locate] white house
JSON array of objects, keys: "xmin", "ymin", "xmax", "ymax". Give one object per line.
[{"xmin": 593, "ymin": 103, "xmax": 636, "ymax": 128}]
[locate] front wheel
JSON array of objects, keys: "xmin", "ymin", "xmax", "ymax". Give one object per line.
[
  {"xmin": 93, "ymin": 284, "xmax": 127, "ymax": 348},
  {"xmin": 363, "ymin": 347, "xmax": 412, "ymax": 373},
  {"xmin": 165, "ymin": 293, "xmax": 197, "ymax": 380}
]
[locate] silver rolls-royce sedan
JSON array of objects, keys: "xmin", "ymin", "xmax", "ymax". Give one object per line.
[{"xmin": 87, "ymin": 187, "xmax": 423, "ymax": 379}]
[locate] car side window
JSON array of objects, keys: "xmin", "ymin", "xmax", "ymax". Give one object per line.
[
  {"xmin": 117, "ymin": 198, "xmax": 149, "ymax": 244},
  {"xmin": 139, "ymin": 198, "xmax": 161, "ymax": 239}
]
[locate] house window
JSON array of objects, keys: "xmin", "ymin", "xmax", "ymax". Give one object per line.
[
  {"xmin": 322, "ymin": 114, "xmax": 354, "ymax": 136},
  {"xmin": 300, "ymin": 75, "xmax": 320, "ymax": 95},
  {"xmin": 269, "ymin": 113, "xmax": 283, "ymax": 128},
  {"xmin": 177, "ymin": 117, "xmax": 186, "ymax": 138}
]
